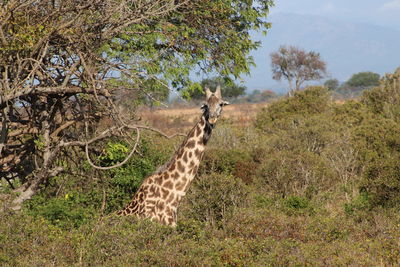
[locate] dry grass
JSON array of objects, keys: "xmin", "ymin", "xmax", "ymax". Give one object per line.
[{"xmin": 138, "ymin": 102, "xmax": 268, "ymax": 134}]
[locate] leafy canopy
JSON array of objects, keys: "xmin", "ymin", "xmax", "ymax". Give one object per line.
[
  {"xmin": 324, "ymin": 79, "xmax": 340, "ymax": 91},
  {"xmin": 188, "ymin": 77, "xmax": 247, "ymax": 100},
  {"xmin": 346, "ymin": 72, "xmax": 380, "ymax": 88},
  {"xmin": 270, "ymin": 45, "xmax": 327, "ymax": 94}
]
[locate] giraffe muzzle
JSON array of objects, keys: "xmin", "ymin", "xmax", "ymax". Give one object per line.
[{"xmin": 208, "ymin": 117, "xmax": 218, "ymax": 124}]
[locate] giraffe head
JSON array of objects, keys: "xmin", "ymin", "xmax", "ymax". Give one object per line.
[{"xmin": 201, "ymin": 86, "xmax": 230, "ymax": 125}]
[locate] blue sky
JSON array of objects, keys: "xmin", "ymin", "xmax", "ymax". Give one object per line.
[
  {"xmin": 270, "ymin": 0, "xmax": 400, "ymax": 29},
  {"xmin": 185, "ymin": 0, "xmax": 400, "ymax": 95}
]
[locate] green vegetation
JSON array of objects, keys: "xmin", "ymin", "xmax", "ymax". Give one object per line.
[
  {"xmin": 324, "ymin": 78, "xmax": 340, "ymax": 91},
  {"xmin": 331, "ymin": 71, "xmax": 382, "ymax": 97},
  {"xmin": 1, "ymin": 70, "xmax": 400, "ymax": 266},
  {"xmin": 346, "ymin": 71, "xmax": 380, "ymax": 88},
  {"xmin": 185, "ymin": 77, "xmax": 247, "ymax": 100}
]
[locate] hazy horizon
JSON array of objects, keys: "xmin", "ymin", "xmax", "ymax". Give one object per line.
[
  {"xmin": 240, "ymin": 5, "xmax": 400, "ymax": 93},
  {"xmin": 270, "ymin": 0, "xmax": 400, "ymax": 30}
]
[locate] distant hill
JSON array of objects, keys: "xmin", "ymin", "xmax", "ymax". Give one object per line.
[{"xmin": 244, "ymin": 13, "xmax": 400, "ymax": 93}]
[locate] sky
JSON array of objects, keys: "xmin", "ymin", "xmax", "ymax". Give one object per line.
[
  {"xmin": 270, "ymin": 0, "xmax": 400, "ymax": 30},
  {"xmin": 186, "ymin": 0, "xmax": 400, "ymax": 95}
]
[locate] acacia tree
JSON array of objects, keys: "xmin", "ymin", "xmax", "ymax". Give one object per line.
[
  {"xmin": 324, "ymin": 79, "xmax": 340, "ymax": 91},
  {"xmin": 270, "ymin": 45, "xmax": 327, "ymax": 95},
  {"xmin": 0, "ymin": 0, "xmax": 273, "ymax": 210},
  {"xmin": 346, "ymin": 72, "xmax": 380, "ymax": 88}
]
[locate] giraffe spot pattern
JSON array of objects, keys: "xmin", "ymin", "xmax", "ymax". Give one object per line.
[
  {"xmin": 163, "ymin": 180, "xmax": 173, "ymax": 189},
  {"xmin": 195, "ymin": 125, "xmax": 201, "ymax": 136},
  {"xmin": 177, "ymin": 148, "xmax": 184, "ymax": 158},
  {"xmin": 175, "ymin": 177, "xmax": 188, "ymax": 191},
  {"xmin": 154, "ymin": 175, "xmax": 163, "ymax": 185},
  {"xmin": 182, "ymin": 151, "xmax": 188, "ymax": 163},
  {"xmin": 194, "ymin": 148, "xmax": 201, "ymax": 158},
  {"xmin": 186, "ymin": 140, "xmax": 196, "ymax": 149},
  {"xmin": 166, "ymin": 193, "xmax": 175, "ymax": 203},
  {"xmin": 171, "ymin": 171, "xmax": 180, "ymax": 180},
  {"xmin": 189, "ymin": 160, "xmax": 195, "ymax": 168},
  {"xmin": 177, "ymin": 160, "xmax": 185, "ymax": 172},
  {"xmin": 188, "ymin": 129, "xmax": 196, "ymax": 138},
  {"xmin": 161, "ymin": 188, "xmax": 169, "ymax": 198},
  {"xmin": 169, "ymin": 162, "xmax": 176, "ymax": 171},
  {"xmin": 156, "ymin": 200, "xmax": 165, "ymax": 211}
]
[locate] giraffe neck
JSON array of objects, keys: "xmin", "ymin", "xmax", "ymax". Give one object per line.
[{"xmin": 163, "ymin": 114, "xmax": 212, "ymax": 194}]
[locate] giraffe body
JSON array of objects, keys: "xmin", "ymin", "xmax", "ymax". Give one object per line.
[{"xmin": 117, "ymin": 87, "xmax": 228, "ymax": 226}]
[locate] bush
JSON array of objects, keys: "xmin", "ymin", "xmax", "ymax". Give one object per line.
[
  {"xmin": 199, "ymin": 148, "xmax": 251, "ymax": 176},
  {"xmin": 255, "ymin": 86, "xmax": 331, "ymax": 133},
  {"xmin": 351, "ymin": 117, "xmax": 400, "ymax": 163},
  {"xmin": 331, "ymin": 100, "xmax": 370, "ymax": 128},
  {"xmin": 362, "ymin": 70, "xmax": 400, "ymax": 122},
  {"xmin": 344, "ymin": 191, "xmax": 372, "ymax": 216},
  {"xmin": 26, "ymin": 194, "xmax": 95, "ymax": 229},
  {"xmin": 361, "ymin": 156, "xmax": 400, "ymax": 207},
  {"xmin": 256, "ymin": 150, "xmax": 335, "ymax": 198},
  {"xmin": 182, "ymin": 173, "xmax": 248, "ymax": 227},
  {"xmin": 282, "ymin": 195, "xmax": 312, "ymax": 215},
  {"xmin": 24, "ymin": 134, "xmax": 175, "ymax": 229}
]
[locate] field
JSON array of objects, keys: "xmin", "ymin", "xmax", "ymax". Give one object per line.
[
  {"xmin": 139, "ymin": 102, "xmax": 267, "ymax": 134},
  {"xmin": 1, "ymin": 81, "xmax": 400, "ymax": 266}
]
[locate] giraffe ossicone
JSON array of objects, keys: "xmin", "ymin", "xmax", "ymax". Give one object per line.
[{"xmin": 117, "ymin": 86, "xmax": 229, "ymax": 226}]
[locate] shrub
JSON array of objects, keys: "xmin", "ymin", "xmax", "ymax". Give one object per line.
[
  {"xmin": 331, "ymin": 100, "xmax": 371, "ymax": 128},
  {"xmin": 351, "ymin": 117, "xmax": 400, "ymax": 163},
  {"xmin": 361, "ymin": 156, "xmax": 400, "ymax": 207},
  {"xmin": 26, "ymin": 194, "xmax": 95, "ymax": 229},
  {"xmin": 24, "ymin": 133, "xmax": 176, "ymax": 228},
  {"xmin": 344, "ymin": 191, "xmax": 372, "ymax": 216},
  {"xmin": 182, "ymin": 173, "xmax": 248, "ymax": 227},
  {"xmin": 256, "ymin": 150, "xmax": 335, "ymax": 198},
  {"xmin": 199, "ymin": 148, "xmax": 252, "ymax": 176},
  {"xmin": 282, "ymin": 195, "xmax": 311, "ymax": 214},
  {"xmin": 362, "ymin": 70, "xmax": 400, "ymax": 121},
  {"xmin": 255, "ymin": 86, "xmax": 331, "ymax": 133}
]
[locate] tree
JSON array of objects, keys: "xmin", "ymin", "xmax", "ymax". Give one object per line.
[
  {"xmin": 346, "ymin": 72, "xmax": 380, "ymax": 88},
  {"xmin": 0, "ymin": 0, "xmax": 274, "ymax": 210},
  {"xmin": 270, "ymin": 45, "xmax": 327, "ymax": 95},
  {"xmin": 245, "ymin": 89, "xmax": 277, "ymax": 103},
  {"xmin": 324, "ymin": 79, "xmax": 340, "ymax": 91},
  {"xmin": 189, "ymin": 77, "xmax": 246, "ymax": 100}
]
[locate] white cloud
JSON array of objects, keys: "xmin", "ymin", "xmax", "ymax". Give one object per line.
[{"xmin": 381, "ymin": 0, "xmax": 400, "ymax": 11}]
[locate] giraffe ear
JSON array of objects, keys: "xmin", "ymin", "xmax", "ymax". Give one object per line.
[
  {"xmin": 215, "ymin": 85, "xmax": 222, "ymax": 98},
  {"xmin": 200, "ymin": 104, "xmax": 208, "ymax": 110},
  {"xmin": 205, "ymin": 87, "xmax": 212, "ymax": 100}
]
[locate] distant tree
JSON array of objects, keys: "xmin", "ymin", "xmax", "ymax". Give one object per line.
[
  {"xmin": 324, "ymin": 79, "xmax": 340, "ymax": 91},
  {"xmin": 346, "ymin": 72, "xmax": 380, "ymax": 88},
  {"xmin": 270, "ymin": 45, "xmax": 327, "ymax": 96},
  {"xmin": 189, "ymin": 77, "xmax": 246, "ymax": 100},
  {"xmin": 246, "ymin": 89, "xmax": 276, "ymax": 103}
]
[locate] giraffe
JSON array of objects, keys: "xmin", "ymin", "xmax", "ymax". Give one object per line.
[{"xmin": 117, "ymin": 86, "xmax": 229, "ymax": 226}]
